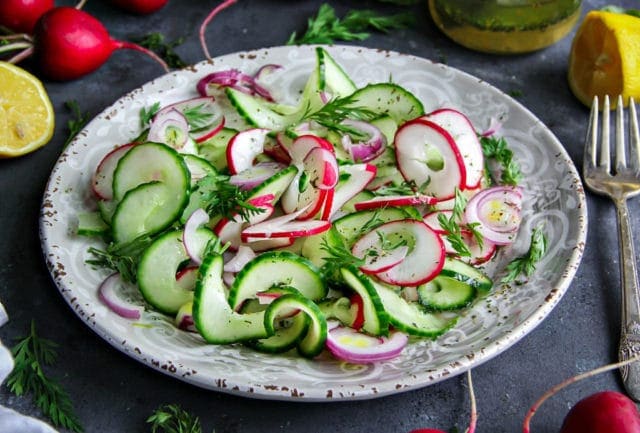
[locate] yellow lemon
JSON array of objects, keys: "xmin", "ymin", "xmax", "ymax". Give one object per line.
[
  {"xmin": 0, "ymin": 61, "xmax": 55, "ymax": 157},
  {"xmin": 568, "ymin": 10, "xmax": 640, "ymax": 109}
]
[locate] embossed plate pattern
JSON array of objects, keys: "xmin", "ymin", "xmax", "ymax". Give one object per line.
[{"xmin": 40, "ymin": 45, "xmax": 587, "ymax": 401}]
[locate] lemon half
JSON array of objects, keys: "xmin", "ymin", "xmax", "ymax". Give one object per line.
[{"xmin": 0, "ymin": 61, "xmax": 55, "ymax": 158}]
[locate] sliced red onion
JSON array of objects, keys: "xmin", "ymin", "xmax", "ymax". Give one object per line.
[
  {"xmin": 325, "ymin": 325, "xmax": 408, "ymax": 363},
  {"xmin": 481, "ymin": 117, "xmax": 503, "ymax": 137},
  {"xmin": 223, "ymin": 271, "xmax": 236, "ymax": 287},
  {"xmin": 148, "ymin": 108, "xmax": 189, "ymax": 150},
  {"xmin": 98, "ymin": 273, "xmax": 144, "ymax": 320},
  {"xmin": 224, "ymin": 245, "xmax": 256, "ymax": 273},
  {"xmin": 175, "ymin": 302, "xmax": 196, "ymax": 332},
  {"xmin": 183, "ymin": 208, "xmax": 210, "ymax": 265},
  {"xmin": 465, "ymin": 186, "xmax": 524, "ymax": 245},
  {"xmin": 196, "ymin": 68, "xmax": 276, "ymax": 101},
  {"xmin": 253, "ymin": 63, "xmax": 283, "ymax": 81},
  {"xmin": 340, "ymin": 119, "xmax": 386, "ymax": 163},
  {"xmin": 229, "ymin": 162, "xmax": 287, "ymax": 190}
]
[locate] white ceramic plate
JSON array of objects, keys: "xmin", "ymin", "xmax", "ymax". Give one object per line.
[{"xmin": 40, "ymin": 45, "xmax": 587, "ymax": 401}]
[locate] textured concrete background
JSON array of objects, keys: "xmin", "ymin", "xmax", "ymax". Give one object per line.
[{"xmin": 0, "ymin": 0, "xmax": 638, "ymax": 432}]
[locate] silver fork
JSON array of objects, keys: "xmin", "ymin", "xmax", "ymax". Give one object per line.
[{"xmin": 583, "ymin": 95, "xmax": 640, "ymax": 400}]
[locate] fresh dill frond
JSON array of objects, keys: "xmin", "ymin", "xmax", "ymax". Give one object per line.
[
  {"xmin": 304, "ymin": 95, "xmax": 379, "ymax": 137},
  {"xmin": 63, "ymin": 100, "xmax": 91, "ymax": 148},
  {"xmin": 501, "ymin": 224, "xmax": 548, "ymax": 283},
  {"xmin": 195, "ymin": 174, "xmax": 265, "ymax": 221},
  {"xmin": 437, "ymin": 188, "xmax": 478, "ymax": 256},
  {"xmin": 147, "ymin": 403, "xmax": 203, "ymax": 433},
  {"xmin": 140, "ymin": 102, "xmax": 161, "ymax": 128},
  {"xmin": 86, "ymin": 235, "xmax": 155, "ymax": 283},
  {"xmin": 480, "ymin": 135, "xmax": 523, "ymax": 186},
  {"xmin": 6, "ymin": 321, "xmax": 83, "ymax": 432}
]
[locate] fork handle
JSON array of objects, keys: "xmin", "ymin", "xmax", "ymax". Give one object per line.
[{"xmin": 616, "ymin": 198, "xmax": 640, "ymax": 401}]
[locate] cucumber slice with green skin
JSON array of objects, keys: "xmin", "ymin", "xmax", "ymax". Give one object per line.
[
  {"xmin": 369, "ymin": 278, "xmax": 457, "ymax": 338},
  {"xmin": 193, "ymin": 254, "xmax": 270, "ymax": 344},
  {"xmin": 111, "ymin": 181, "xmax": 178, "ymax": 245},
  {"xmin": 248, "ymin": 313, "xmax": 310, "ymax": 354},
  {"xmin": 345, "ymin": 83, "xmax": 425, "ymax": 124},
  {"xmin": 246, "ymin": 164, "xmax": 298, "ymax": 202},
  {"xmin": 183, "ymin": 154, "xmax": 217, "ymax": 184},
  {"xmin": 340, "ymin": 267, "xmax": 389, "ymax": 336},
  {"xmin": 226, "ymin": 87, "xmax": 292, "ymax": 130},
  {"xmin": 264, "ymin": 293, "xmax": 328, "ymax": 358},
  {"xmin": 228, "ymin": 251, "xmax": 327, "ymax": 310},
  {"xmin": 317, "ymin": 297, "xmax": 358, "ymax": 327},
  {"xmin": 97, "ymin": 199, "xmax": 118, "ymax": 225},
  {"xmin": 316, "ymin": 47, "xmax": 357, "ymax": 98},
  {"xmin": 418, "ymin": 275, "xmax": 476, "ymax": 311},
  {"xmin": 112, "ymin": 142, "xmax": 190, "ymax": 202},
  {"xmin": 76, "ymin": 211, "xmax": 109, "ymax": 237},
  {"xmin": 198, "ymin": 127, "xmax": 238, "ymax": 171},
  {"xmin": 137, "ymin": 228, "xmax": 215, "ymax": 315},
  {"xmin": 440, "ymin": 257, "xmax": 493, "ymax": 293}
]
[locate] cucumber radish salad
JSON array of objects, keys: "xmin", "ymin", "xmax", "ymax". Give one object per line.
[{"xmin": 81, "ymin": 47, "xmax": 528, "ymax": 365}]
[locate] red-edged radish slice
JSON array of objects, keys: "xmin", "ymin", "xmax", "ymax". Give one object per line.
[
  {"xmin": 325, "ymin": 324, "xmax": 408, "ymax": 363},
  {"xmin": 241, "ymin": 217, "xmax": 331, "ymax": 241},
  {"xmin": 223, "ymin": 245, "xmax": 256, "ymax": 273},
  {"xmin": 350, "ymin": 294, "xmax": 365, "ymax": 330},
  {"xmin": 242, "ymin": 237, "xmax": 294, "ymax": 252},
  {"xmin": 192, "ymin": 116, "xmax": 225, "ymax": 143},
  {"xmin": 352, "ymin": 231, "xmax": 410, "ymax": 275},
  {"xmin": 214, "ymin": 196, "xmax": 275, "ymax": 249},
  {"xmin": 304, "ymin": 146, "xmax": 339, "ymax": 190},
  {"xmin": 394, "ymin": 118, "xmax": 466, "ymax": 200},
  {"xmin": 371, "ymin": 220, "xmax": 445, "ymax": 286},
  {"xmin": 229, "ymin": 161, "xmax": 287, "ymax": 190},
  {"xmin": 98, "ymin": 273, "xmax": 144, "ymax": 320},
  {"xmin": 148, "ymin": 108, "xmax": 190, "ymax": 150},
  {"xmin": 264, "ymin": 133, "xmax": 292, "ymax": 164},
  {"xmin": 183, "ymin": 208, "xmax": 210, "ymax": 265},
  {"xmin": 325, "ymin": 163, "xmax": 377, "ymax": 220},
  {"xmin": 92, "ymin": 143, "xmax": 135, "ymax": 200},
  {"xmin": 156, "ymin": 96, "xmax": 225, "ymax": 144},
  {"xmin": 465, "ymin": 186, "xmax": 524, "ymax": 245},
  {"xmin": 422, "ymin": 209, "xmax": 453, "ymax": 234},
  {"xmin": 176, "ymin": 266, "xmax": 199, "ymax": 291},
  {"xmin": 353, "ymin": 194, "xmax": 437, "ymax": 211},
  {"xmin": 340, "ymin": 119, "xmax": 386, "ymax": 163},
  {"xmin": 288, "ymin": 134, "xmax": 334, "ymax": 163},
  {"xmin": 424, "ymin": 108, "xmax": 484, "ymax": 189},
  {"xmin": 226, "ymin": 128, "xmax": 270, "ymax": 174},
  {"xmin": 465, "ymin": 233, "xmax": 497, "ymax": 265},
  {"xmin": 175, "ymin": 302, "xmax": 196, "ymax": 332}
]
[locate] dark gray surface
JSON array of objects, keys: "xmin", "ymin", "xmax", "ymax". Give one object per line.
[{"xmin": 0, "ymin": 0, "xmax": 637, "ymax": 432}]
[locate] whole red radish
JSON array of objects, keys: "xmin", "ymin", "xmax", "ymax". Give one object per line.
[
  {"xmin": 32, "ymin": 6, "xmax": 168, "ymax": 80},
  {"xmin": 559, "ymin": 391, "xmax": 640, "ymax": 433},
  {"xmin": 109, "ymin": 0, "xmax": 168, "ymax": 15},
  {"xmin": 0, "ymin": 0, "xmax": 54, "ymax": 33}
]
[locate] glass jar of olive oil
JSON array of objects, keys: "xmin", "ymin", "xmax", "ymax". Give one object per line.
[{"xmin": 428, "ymin": 0, "xmax": 582, "ymax": 54}]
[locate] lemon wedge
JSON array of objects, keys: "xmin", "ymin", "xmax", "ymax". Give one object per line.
[
  {"xmin": 0, "ymin": 61, "xmax": 55, "ymax": 157},
  {"xmin": 568, "ymin": 10, "xmax": 640, "ymax": 109}
]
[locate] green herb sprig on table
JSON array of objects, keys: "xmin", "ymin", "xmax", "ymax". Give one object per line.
[
  {"xmin": 63, "ymin": 100, "xmax": 91, "ymax": 148},
  {"xmin": 501, "ymin": 224, "xmax": 548, "ymax": 283},
  {"xmin": 134, "ymin": 33, "xmax": 187, "ymax": 69},
  {"xmin": 287, "ymin": 3, "xmax": 414, "ymax": 45},
  {"xmin": 5, "ymin": 321, "xmax": 83, "ymax": 433},
  {"xmin": 147, "ymin": 404, "xmax": 204, "ymax": 433}
]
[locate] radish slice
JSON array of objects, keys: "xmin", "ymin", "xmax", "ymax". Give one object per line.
[
  {"xmin": 394, "ymin": 118, "xmax": 466, "ymax": 200},
  {"xmin": 214, "ymin": 201, "xmax": 275, "ymax": 250},
  {"xmin": 340, "ymin": 119, "xmax": 386, "ymax": 163},
  {"xmin": 229, "ymin": 162, "xmax": 287, "ymax": 190},
  {"xmin": 325, "ymin": 164, "xmax": 377, "ymax": 219},
  {"xmin": 352, "ymin": 227, "xmax": 410, "ymax": 274},
  {"xmin": 371, "ymin": 220, "xmax": 445, "ymax": 286},
  {"xmin": 226, "ymin": 128, "xmax": 270, "ymax": 174},
  {"xmin": 192, "ymin": 116, "xmax": 225, "ymax": 143},
  {"xmin": 349, "ymin": 294, "xmax": 365, "ymax": 330},
  {"xmin": 465, "ymin": 186, "xmax": 524, "ymax": 245},
  {"xmin": 148, "ymin": 108, "xmax": 190, "ymax": 150},
  {"xmin": 424, "ymin": 108, "xmax": 484, "ymax": 189},
  {"xmin": 197, "ymin": 68, "xmax": 277, "ymax": 102},
  {"xmin": 465, "ymin": 233, "xmax": 497, "ymax": 265},
  {"xmin": 183, "ymin": 208, "xmax": 210, "ymax": 265},
  {"xmin": 264, "ymin": 134, "xmax": 292, "ymax": 164},
  {"xmin": 325, "ymin": 324, "xmax": 408, "ymax": 363},
  {"xmin": 176, "ymin": 302, "xmax": 196, "ymax": 332},
  {"xmin": 353, "ymin": 194, "xmax": 437, "ymax": 211},
  {"xmin": 304, "ymin": 146, "xmax": 339, "ymax": 190},
  {"xmin": 176, "ymin": 266, "xmax": 199, "ymax": 291},
  {"xmin": 242, "ymin": 236, "xmax": 294, "ymax": 251},
  {"xmin": 224, "ymin": 245, "xmax": 256, "ymax": 273},
  {"xmin": 158, "ymin": 96, "xmax": 225, "ymax": 143},
  {"xmin": 288, "ymin": 134, "xmax": 334, "ymax": 163},
  {"xmin": 91, "ymin": 143, "xmax": 135, "ymax": 200},
  {"xmin": 422, "ymin": 210, "xmax": 453, "ymax": 234},
  {"xmin": 98, "ymin": 273, "xmax": 144, "ymax": 320},
  {"xmin": 241, "ymin": 217, "xmax": 331, "ymax": 241}
]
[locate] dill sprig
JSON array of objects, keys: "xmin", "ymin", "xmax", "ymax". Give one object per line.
[
  {"xmin": 437, "ymin": 188, "xmax": 480, "ymax": 257},
  {"xmin": 63, "ymin": 100, "xmax": 91, "ymax": 148},
  {"xmin": 304, "ymin": 95, "xmax": 379, "ymax": 137},
  {"xmin": 86, "ymin": 235, "xmax": 155, "ymax": 283},
  {"xmin": 140, "ymin": 102, "xmax": 161, "ymax": 128},
  {"xmin": 195, "ymin": 174, "xmax": 265, "ymax": 221},
  {"xmin": 147, "ymin": 404, "xmax": 203, "ymax": 433},
  {"xmin": 181, "ymin": 104, "xmax": 216, "ymax": 131},
  {"xmin": 501, "ymin": 224, "xmax": 548, "ymax": 283},
  {"xmin": 287, "ymin": 4, "xmax": 414, "ymax": 45},
  {"xmin": 480, "ymin": 135, "xmax": 523, "ymax": 186},
  {"xmin": 6, "ymin": 321, "xmax": 83, "ymax": 432},
  {"xmin": 134, "ymin": 33, "xmax": 187, "ymax": 69}
]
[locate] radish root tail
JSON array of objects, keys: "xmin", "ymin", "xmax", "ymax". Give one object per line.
[
  {"xmin": 199, "ymin": 0, "xmax": 237, "ymax": 60},
  {"xmin": 466, "ymin": 370, "xmax": 477, "ymax": 433}
]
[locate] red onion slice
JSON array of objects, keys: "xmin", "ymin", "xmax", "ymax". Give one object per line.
[
  {"xmin": 147, "ymin": 108, "xmax": 190, "ymax": 150},
  {"xmin": 465, "ymin": 186, "xmax": 524, "ymax": 245},
  {"xmin": 224, "ymin": 245, "xmax": 256, "ymax": 273},
  {"xmin": 98, "ymin": 273, "xmax": 144, "ymax": 320},
  {"xmin": 196, "ymin": 68, "xmax": 276, "ymax": 101},
  {"xmin": 340, "ymin": 119, "xmax": 386, "ymax": 163},
  {"xmin": 325, "ymin": 325, "xmax": 408, "ymax": 363},
  {"xmin": 229, "ymin": 162, "xmax": 287, "ymax": 190}
]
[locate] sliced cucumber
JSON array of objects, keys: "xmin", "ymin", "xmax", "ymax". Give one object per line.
[
  {"xmin": 198, "ymin": 127, "xmax": 238, "ymax": 171},
  {"xmin": 246, "ymin": 164, "xmax": 298, "ymax": 202},
  {"xmin": 333, "ymin": 207, "xmax": 409, "ymax": 246},
  {"xmin": 264, "ymin": 293, "xmax": 327, "ymax": 358},
  {"xmin": 370, "ymin": 278, "xmax": 457, "ymax": 338},
  {"xmin": 418, "ymin": 275, "xmax": 476, "ymax": 311},
  {"xmin": 183, "ymin": 154, "xmax": 216, "ymax": 184},
  {"xmin": 440, "ymin": 257, "xmax": 493, "ymax": 293},
  {"xmin": 340, "ymin": 267, "xmax": 388, "ymax": 336},
  {"xmin": 97, "ymin": 199, "xmax": 118, "ymax": 225},
  {"xmin": 76, "ymin": 211, "xmax": 109, "ymax": 237},
  {"xmin": 226, "ymin": 87, "xmax": 291, "ymax": 130},
  {"xmin": 317, "ymin": 47, "xmax": 357, "ymax": 98},
  {"xmin": 370, "ymin": 115, "xmax": 398, "ymax": 145},
  {"xmin": 317, "ymin": 297, "xmax": 358, "ymax": 327},
  {"xmin": 137, "ymin": 228, "xmax": 214, "ymax": 315},
  {"xmin": 228, "ymin": 251, "xmax": 326, "ymax": 309},
  {"xmin": 193, "ymin": 254, "xmax": 269, "ymax": 344},
  {"xmin": 346, "ymin": 83, "xmax": 424, "ymax": 124},
  {"xmin": 249, "ymin": 313, "xmax": 309, "ymax": 354}
]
